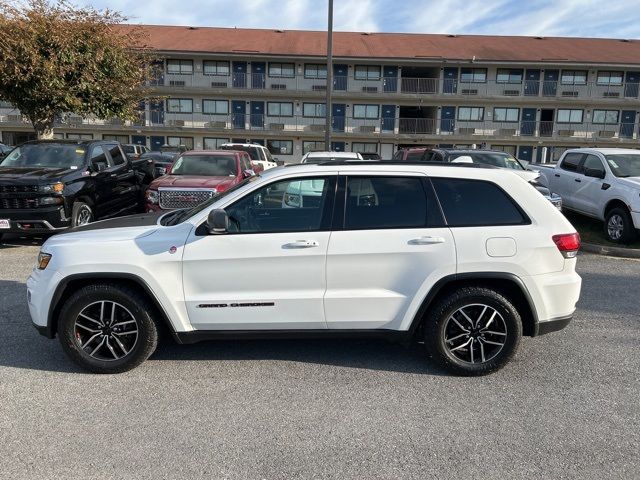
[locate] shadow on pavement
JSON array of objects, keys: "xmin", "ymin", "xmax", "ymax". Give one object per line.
[{"xmin": 0, "ymin": 234, "xmax": 48, "ymax": 249}]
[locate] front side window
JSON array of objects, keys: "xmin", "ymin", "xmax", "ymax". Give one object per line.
[
  {"xmin": 268, "ymin": 63, "xmax": 295, "ymax": 78},
  {"xmin": 344, "ymin": 176, "xmax": 429, "ymax": 230},
  {"xmin": 303, "ymin": 103, "xmax": 326, "ymax": 117},
  {"xmin": 597, "ymin": 71, "xmax": 623, "ymax": 86},
  {"xmin": 354, "ymin": 65, "xmax": 381, "ymax": 80},
  {"xmin": 167, "ymin": 99, "xmax": 193, "ymax": 113},
  {"xmin": 557, "ymin": 109, "xmax": 583, "ymax": 123},
  {"xmin": 353, "ymin": 104, "xmax": 380, "ymax": 119},
  {"xmin": 202, "ymin": 100, "xmax": 228, "ymax": 115},
  {"xmin": 166, "ymin": 59, "xmax": 193, "ymax": 75},
  {"xmin": 460, "ymin": 68, "xmax": 487, "ymax": 83},
  {"xmin": 496, "ymin": 69, "xmax": 523, "ymax": 84},
  {"xmin": 457, "ymin": 107, "xmax": 484, "ymax": 121},
  {"xmin": 304, "ymin": 64, "xmax": 327, "ymax": 79},
  {"xmin": 431, "ymin": 178, "xmax": 527, "ymax": 227},
  {"xmin": 89, "ymin": 145, "xmax": 110, "ymax": 171},
  {"xmin": 267, "ymin": 140, "xmax": 293, "ymax": 155},
  {"xmin": 225, "ymin": 176, "xmax": 336, "ymax": 233},
  {"xmin": 581, "ymin": 154, "xmax": 605, "ymax": 176},
  {"xmin": 592, "ymin": 110, "xmax": 619, "ymax": 124},
  {"xmin": 107, "ymin": 145, "xmax": 126, "ymax": 166},
  {"xmin": 493, "ymin": 107, "xmax": 519, "ymax": 122},
  {"xmin": 561, "ymin": 70, "xmax": 587, "ymax": 85},
  {"xmin": 605, "ymin": 154, "xmax": 640, "ymax": 178},
  {"xmin": 267, "ymin": 102, "xmax": 294, "ymax": 117},
  {"xmin": 203, "ymin": 60, "xmax": 230, "ymax": 76}
]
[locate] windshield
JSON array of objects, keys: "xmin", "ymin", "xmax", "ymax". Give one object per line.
[
  {"xmin": 220, "ymin": 145, "xmax": 259, "ymax": 160},
  {"xmin": 170, "ymin": 154, "xmax": 238, "ymax": 176},
  {"xmin": 0, "ymin": 143, "xmax": 86, "ymax": 169},
  {"xmin": 605, "ymin": 154, "xmax": 640, "ymax": 177},
  {"xmin": 451, "ymin": 152, "xmax": 524, "ymax": 170}
]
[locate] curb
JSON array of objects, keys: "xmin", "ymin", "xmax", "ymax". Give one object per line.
[{"xmin": 580, "ymin": 242, "xmax": 640, "ymax": 259}]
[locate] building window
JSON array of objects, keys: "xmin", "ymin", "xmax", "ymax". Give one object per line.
[
  {"xmin": 53, "ymin": 133, "xmax": 65, "ymax": 139},
  {"xmin": 496, "ymin": 69, "xmax": 523, "ymax": 84},
  {"xmin": 303, "ymin": 103, "xmax": 326, "ymax": 117},
  {"xmin": 460, "ymin": 68, "xmax": 487, "ymax": 83},
  {"xmin": 268, "ymin": 63, "xmax": 295, "ymax": 78},
  {"xmin": 103, "ymin": 134, "xmax": 129, "ymax": 143},
  {"xmin": 493, "ymin": 107, "xmax": 519, "ymax": 122},
  {"xmin": 457, "ymin": 107, "xmax": 484, "ymax": 121},
  {"xmin": 166, "ymin": 59, "xmax": 194, "ymax": 75},
  {"xmin": 202, "ymin": 100, "xmax": 229, "ymax": 115},
  {"xmin": 167, "ymin": 136, "xmax": 194, "ymax": 149},
  {"xmin": 203, "ymin": 138, "xmax": 229, "ymax": 150},
  {"xmin": 354, "ymin": 65, "xmax": 381, "ymax": 80},
  {"xmin": 303, "ymin": 141, "xmax": 325, "ymax": 153},
  {"xmin": 304, "ymin": 64, "xmax": 327, "ymax": 79},
  {"xmin": 66, "ymin": 133, "xmax": 93, "ymax": 140},
  {"xmin": 561, "ymin": 70, "xmax": 587, "ymax": 85},
  {"xmin": 267, "ymin": 102, "xmax": 294, "ymax": 117},
  {"xmin": 353, "ymin": 104, "xmax": 380, "ymax": 119},
  {"xmin": 557, "ymin": 109, "xmax": 584, "ymax": 123},
  {"xmin": 203, "ymin": 61, "xmax": 230, "ymax": 76},
  {"xmin": 491, "ymin": 145, "xmax": 517, "ymax": 156},
  {"xmin": 352, "ymin": 142, "xmax": 378, "ymax": 153},
  {"xmin": 267, "ymin": 139, "xmax": 293, "ymax": 155},
  {"xmin": 167, "ymin": 99, "xmax": 193, "ymax": 113},
  {"xmin": 597, "ymin": 71, "xmax": 623, "ymax": 86},
  {"xmin": 592, "ymin": 110, "xmax": 620, "ymax": 124}
]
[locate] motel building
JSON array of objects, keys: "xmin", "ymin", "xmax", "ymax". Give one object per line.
[{"xmin": 1, "ymin": 26, "xmax": 640, "ymax": 163}]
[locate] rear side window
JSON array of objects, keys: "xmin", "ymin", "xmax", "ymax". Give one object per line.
[
  {"xmin": 560, "ymin": 153, "xmax": 583, "ymax": 172},
  {"xmin": 406, "ymin": 151, "xmax": 424, "ymax": 161},
  {"xmin": 344, "ymin": 176, "xmax": 429, "ymax": 229},
  {"xmin": 431, "ymin": 178, "xmax": 528, "ymax": 227}
]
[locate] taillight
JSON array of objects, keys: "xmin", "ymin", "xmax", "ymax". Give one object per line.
[{"xmin": 552, "ymin": 233, "xmax": 581, "ymax": 258}]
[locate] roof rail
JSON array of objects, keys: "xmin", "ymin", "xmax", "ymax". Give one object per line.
[{"xmin": 285, "ymin": 160, "xmax": 497, "ymax": 169}]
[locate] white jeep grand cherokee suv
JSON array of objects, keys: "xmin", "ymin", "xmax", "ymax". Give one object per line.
[{"xmin": 28, "ymin": 162, "xmax": 582, "ymax": 375}]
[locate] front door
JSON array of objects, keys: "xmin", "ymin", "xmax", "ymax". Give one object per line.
[
  {"xmin": 524, "ymin": 69, "xmax": 540, "ymax": 96},
  {"xmin": 251, "ymin": 62, "xmax": 266, "ymax": 89},
  {"xmin": 383, "ymin": 66, "xmax": 398, "ymax": 93},
  {"xmin": 250, "ymin": 101, "xmax": 264, "ymax": 128},
  {"xmin": 333, "ymin": 64, "xmax": 348, "ymax": 91},
  {"xmin": 232, "ymin": 101, "xmax": 246, "ymax": 129},
  {"xmin": 103, "ymin": 144, "xmax": 138, "ymax": 217},
  {"xmin": 440, "ymin": 106, "xmax": 455, "ymax": 133},
  {"xmin": 543, "ymin": 70, "xmax": 559, "ymax": 96},
  {"xmin": 324, "ymin": 175, "xmax": 455, "ymax": 329},
  {"xmin": 381, "ymin": 105, "xmax": 396, "ymax": 132},
  {"xmin": 574, "ymin": 154, "xmax": 608, "ymax": 216},
  {"xmin": 182, "ymin": 174, "xmax": 337, "ymax": 330},
  {"xmin": 540, "ymin": 109, "xmax": 554, "ymax": 136},
  {"xmin": 624, "ymin": 72, "xmax": 639, "ymax": 98},
  {"xmin": 150, "ymin": 136, "xmax": 165, "ymax": 151},
  {"xmin": 443, "ymin": 67, "xmax": 458, "ymax": 94},
  {"xmin": 620, "ymin": 110, "xmax": 636, "ymax": 138},
  {"xmin": 232, "ymin": 61, "xmax": 247, "ymax": 88},
  {"xmin": 332, "ymin": 104, "xmax": 345, "ymax": 132},
  {"xmin": 131, "ymin": 135, "xmax": 146, "ymax": 146},
  {"xmin": 517, "ymin": 145, "xmax": 533, "ymax": 162},
  {"xmin": 521, "ymin": 108, "xmax": 537, "ymax": 136}
]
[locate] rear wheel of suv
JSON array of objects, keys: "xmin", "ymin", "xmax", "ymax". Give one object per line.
[
  {"xmin": 424, "ymin": 287, "xmax": 522, "ymax": 376},
  {"xmin": 605, "ymin": 207, "xmax": 636, "ymax": 244},
  {"xmin": 71, "ymin": 201, "xmax": 93, "ymax": 227},
  {"xmin": 58, "ymin": 284, "xmax": 159, "ymax": 373}
]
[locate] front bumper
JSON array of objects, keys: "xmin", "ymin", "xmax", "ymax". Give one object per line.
[
  {"xmin": 0, "ymin": 206, "xmax": 70, "ymax": 234},
  {"xmin": 27, "ymin": 267, "xmax": 61, "ymax": 338}
]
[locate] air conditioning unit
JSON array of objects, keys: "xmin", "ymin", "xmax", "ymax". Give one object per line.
[
  {"xmin": 459, "ymin": 127, "xmax": 477, "ymax": 135},
  {"xmin": 561, "ymin": 91, "xmax": 579, "ymax": 97},
  {"xmin": 558, "ymin": 129, "xmax": 574, "ymax": 136},
  {"xmin": 461, "ymin": 89, "xmax": 478, "ymax": 95},
  {"xmin": 359, "ymin": 125, "xmax": 377, "ymax": 133},
  {"xmin": 167, "ymin": 119, "xmax": 185, "ymax": 127},
  {"xmin": 603, "ymin": 92, "xmax": 620, "ymax": 98},
  {"xmin": 503, "ymin": 89, "xmax": 520, "ymax": 96},
  {"xmin": 499, "ymin": 128, "xmax": 517, "ymax": 136},
  {"xmin": 598, "ymin": 130, "xmax": 616, "ymax": 138},
  {"xmin": 169, "ymin": 80, "xmax": 186, "ymax": 87},
  {"xmin": 312, "ymin": 85, "xmax": 327, "ymax": 91},
  {"xmin": 270, "ymin": 84, "xmax": 286, "ymax": 90},
  {"xmin": 309, "ymin": 124, "xmax": 325, "ymax": 131},
  {"xmin": 362, "ymin": 86, "xmax": 378, "ymax": 93},
  {"xmin": 269, "ymin": 123, "xmax": 285, "ymax": 130},
  {"xmin": 68, "ymin": 116, "xmax": 83, "ymax": 125},
  {"xmin": 211, "ymin": 81, "xmax": 227, "ymax": 88},
  {"xmin": 206, "ymin": 121, "xmax": 227, "ymax": 129}
]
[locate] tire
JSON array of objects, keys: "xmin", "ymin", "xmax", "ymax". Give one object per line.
[
  {"xmin": 0, "ymin": 233, "xmax": 4, "ymax": 244},
  {"xmin": 57, "ymin": 283, "xmax": 159, "ymax": 373},
  {"xmin": 424, "ymin": 287, "xmax": 522, "ymax": 376},
  {"xmin": 604, "ymin": 207, "xmax": 637, "ymax": 244},
  {"xmin": 71, "ymin": 201, "xmax": 94, "ymax": 227}
]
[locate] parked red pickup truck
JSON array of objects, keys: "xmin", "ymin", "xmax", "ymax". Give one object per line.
[{"xmin": 145, "ymin": 150, "xmax": 255, "ymax": 212}]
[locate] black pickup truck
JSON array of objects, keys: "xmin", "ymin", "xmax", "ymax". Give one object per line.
[{"xmin": 0, "ymin": 140, "xmax": 144, "ymax": 241}]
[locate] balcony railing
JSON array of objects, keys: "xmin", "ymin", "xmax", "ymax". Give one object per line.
[{"xmin": 147, "ymin": 72, "xmax": 640, "ymax": 100}]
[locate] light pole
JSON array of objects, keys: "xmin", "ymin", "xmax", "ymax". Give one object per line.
[{"xmin": 324, "ymin": 0, "xmax": 333, "ymax": 151}]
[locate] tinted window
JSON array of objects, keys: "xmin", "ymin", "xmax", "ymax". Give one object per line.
[
  {"xmin": 345, "ymin": 176, "xmax": 428, "ymax": 230},
  {"xmin": 90, "ymin": 146, "xmax": 110, "ymax": 171},
  {"xmin": 406, "ymin": 151, "xmax": 424, "ymax": 161},
  {"xmin": 432, "ymin": 178, "xmax": 527, "ymax": 227},
  {"xmin": 225, "ymin": 176, "xmax": 336, "ymax": 234},
  {"xmin": 560, "ymin": 153, "xmax": 583, "ymax": 172},
  {"xmin": 582, "ymin": 155, "xmax": 605, "ymax": 175},
  {"xmin": 108, "ymin": 145, "xmax": 126, "ymax": 166}
]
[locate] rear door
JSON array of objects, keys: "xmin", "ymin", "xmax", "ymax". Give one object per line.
[
  {"xmin": 324, "ymin": 174, "xmax": 455, "ymax": 330},
  {"xmin": 551, "ymin": 152, "xmax": 584, "ymax": 210}
]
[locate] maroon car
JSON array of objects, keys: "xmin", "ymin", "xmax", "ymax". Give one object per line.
[{"xmin": 145, "ymin": 150, "xmax": 255, "ymax": 212}]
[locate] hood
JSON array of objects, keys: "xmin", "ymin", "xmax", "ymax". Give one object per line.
[
  {"xmin": 511, "ymin": 170, "xmax": 540, "ymax": 182},
  {"xmin": 617, "ymin": 176, "xmax": 640, "ymax": 188},
  {"xmin": 0, "ymin": 166, "xmax": 80, "ymax": 183},
  {"xmin": 149, "ymin": 175, "xmax": 236, "ymax": 190}
]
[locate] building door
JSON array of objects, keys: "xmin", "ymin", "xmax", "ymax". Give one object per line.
[
  {"xmin": 232, "ymin": 101, "xmax": 246, "ymax": 129},
  {"xmin": 383, "ymin": 66, "xmax": 398, "ymax": 92},
  {"xmin": 332, "ymin": 104, "xmax": 345, "ymax": 132},
  {"xmin": 543, "ymin": 70, "xmax": 559, "ymax": 96},
  {"xmin": 517, "ymin": 145, "xmax": 533, "ymax": 162},
  {"xmin": 440, "ymin": 106, "xmax": 455, "ymax": 133},
  {"xmin": 443, "ymin": 67, "xmax": 458, "ymax": 94},
  {"xmin": 150, "ymin": 136, "xmax": 165, "ymax": 151},
  {"xmin": 521, "ymin": 108, "xmax": 537, "ymax": 136},
  {"xmin": 524, "ymin": 69, "xmax": 540, "ymax": 96},
  {"xmin": 131, "ymin": 135, "xmax": 146, "ymax": 146},
  {"xmin": 251, "ymin": 62, "xmax": 266, "ymax": 89},
  {"xmin": 380, "ymin": 143, "xmax": 394, "ymax": 159},
  {"xmin": 333, "ymin": 64, "xmax": 348, "ymax": 91},
  {"xmin": 381, "ymin": 105, "xmax": 396, "ymax": 132},
  {"xmin": 250, "ymin": 101, "xmax": 264, "ymax": 128},
  {"xmin": 540, "ymin": 109, "xmax": 554, "ymax": 136},
  {"xmin": 625, "ymin": 72, "xmax": 640, "ymax": 98},
  {"xmin": 620, "ymin": 110, "xmax": 636, "ymax": 138},
  {"xmin": 331, "ymin": 142, "xmax": 345, "ymax": 152},
  {"xmin": 232, "ymin": 61, "xmax": 247, "ymax": 88}
]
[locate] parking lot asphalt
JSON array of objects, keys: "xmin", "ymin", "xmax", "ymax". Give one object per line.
[{"xmin": 0, "ymin": 238, "xmax": 638, "ymax": 480}]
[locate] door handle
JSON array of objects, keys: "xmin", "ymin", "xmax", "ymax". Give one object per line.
[
  {"xmin": 574, "ymin": 178, "xmax": 581, "ymax": 183},
  {"xmin": 554, "ymin": 174, "xmax": 560, "ymax": 177},
  {"xmin": 110, "ymin": 173, "xmax": 117, "ymax": 178},
  {"xmin": 283, "ymin": 240, "xmax": 319, "ymax": 249},
  {"xmin": 408, "ymin": 236, "xmax": 446, "ymax": 245}
]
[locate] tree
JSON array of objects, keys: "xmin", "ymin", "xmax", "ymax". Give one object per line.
[{"xmin": 0, "ymin": 0, "xmax": 156, "ymax": 139}]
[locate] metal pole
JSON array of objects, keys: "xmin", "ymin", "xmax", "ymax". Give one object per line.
[{"xmin": 324, "ymin": 0, "xmax": 333, "ymax": 150}]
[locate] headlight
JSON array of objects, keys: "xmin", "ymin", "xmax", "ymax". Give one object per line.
[
  {"xmin": 37, "ymin": 252, "xmax": 52, "ymax": 270},
  {"xmin": 39, "ymin": 182, "xmax": 64, "ymax": 194},
  {"xmin": 145, "ymin": 189, "xmax": 159, "ymax": 204}
]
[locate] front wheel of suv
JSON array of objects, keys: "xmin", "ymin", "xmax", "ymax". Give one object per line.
[
  {"xmin": 58, "ymin": 284, "xmax": 159, "ymax": 373},
  {"xmin": 424, "ymin": 287, "xmax": 522, "ymax": 376}
]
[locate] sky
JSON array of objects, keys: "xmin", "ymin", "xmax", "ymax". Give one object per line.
[{"xmin": 84, "ymin": 0, "xmax": 640, "ymax": 38}]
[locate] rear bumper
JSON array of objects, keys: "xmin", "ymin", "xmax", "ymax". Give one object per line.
[
  {"xmin": 535, "ymin": 314, "xmax": 573, "ymax": 336},
  {"xmin": 521, "ymin": 265, "xmax": 582, "ymax": 325},
  {"xmin": 631, "ymin": 210, "xmax": 640, "ymax": 230},
  {"xmin": 0, "ymin": 206, "xmax": 70, "ymax": 234}
]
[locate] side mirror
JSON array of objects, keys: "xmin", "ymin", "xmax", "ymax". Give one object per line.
[
  {"xmin": 584, "ymin": 167, "xmax": 605, "ymax": 179},
  {"xmin": 242, "ymin": 169, "xmax": 255, "ymax": 179},
  {"xmin": 207, "ymin": 209, "xmax": 229, "ymax": 234},
  {"xmin": 92, "ymin": 161, "xmax": 108, "ymax": 173},
  {"xmin": 519, "ymin": 159, "xmax": 530, "ymax": 168},
  {"xmin": 451, "ymin": 155, "xmax": 473, "ymax": 164}
]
